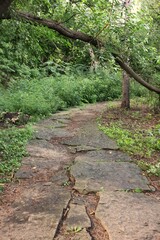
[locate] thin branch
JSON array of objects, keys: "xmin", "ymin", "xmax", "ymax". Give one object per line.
[{"xmin": 60, "ymin": 13, "xmax": 77, "ymax": 24}]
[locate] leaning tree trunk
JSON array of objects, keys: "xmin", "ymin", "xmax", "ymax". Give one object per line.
[{"xmin": 121, "ymin": 71, "xmax": 130, "ymax": 108}]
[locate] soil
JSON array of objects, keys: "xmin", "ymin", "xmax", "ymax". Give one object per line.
[{"xmin": 101, "ymin": 101, "xmax": 160, "ymax": 196}]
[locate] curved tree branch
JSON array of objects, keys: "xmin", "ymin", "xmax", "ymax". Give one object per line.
[
  {"xmin": 114, "ymin": 55, "xmax": 160, "ymax": 94},
  {"xmin": 17, "ymin": 12, "xmax": 102, "ymax": 48}
]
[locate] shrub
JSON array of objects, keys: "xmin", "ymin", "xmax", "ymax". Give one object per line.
[{"xmin": 0, "ymin": 69, "xmax": 122, "ymax": 117}]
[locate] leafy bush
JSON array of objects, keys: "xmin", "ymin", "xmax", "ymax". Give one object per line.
[
  {"xmin": 0, "ymin": 126, "xmax": 33, "ymax": 181},
  {"xmin": 138, "ymin": 161, "xmax": 160, "ymax": 177},
  {"xmin": 0, "ymin": 69, "xmax": 122, "ymax": 117},
  {"xmin": 99, "ymin": 123, "xmax": 160, "ymax": 158}
]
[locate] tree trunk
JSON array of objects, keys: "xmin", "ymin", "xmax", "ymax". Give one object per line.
[
  {"xmin": 121, "ymin": 0, "xmax": 131, "ymax": 109},
  {"xmin": 0, "ymin": 0, "xmax": 13, "ymax": 19},
  {"xmin": 89, "ymin": 47, "xmax": 99, "ymax": 72},
  {"xmin": 121, "ymin": 71, "xmax": 130, "ymax": 108}
]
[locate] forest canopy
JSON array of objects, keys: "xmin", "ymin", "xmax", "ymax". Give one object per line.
[{"xmin": 0, "ymin": 0, "xmax": 160, "ymax": 95}]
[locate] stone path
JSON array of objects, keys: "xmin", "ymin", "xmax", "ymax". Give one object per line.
[{"xmin": 0, "ymin": 103, "xmax": 160, "ymax": 240}]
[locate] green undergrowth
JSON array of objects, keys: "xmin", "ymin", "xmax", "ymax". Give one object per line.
[
  {"xmin": 0, "ymin": 69, "xmax": 146, "ymax": 118},
  {"xmin": 0, "ymin": 69, "xmax": 148, "ymax": 186},
  {"xmin": 99, "ymin": 123, "xmax": 160, "ymax": 176},
  {"xmin": 0, "ymin": 126, "xmax": 33, "ymax": 184}
]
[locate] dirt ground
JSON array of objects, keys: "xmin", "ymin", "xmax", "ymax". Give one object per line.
[{"xmin": 101, "ymin": 101, "xmax": 160, "ymax": 197}]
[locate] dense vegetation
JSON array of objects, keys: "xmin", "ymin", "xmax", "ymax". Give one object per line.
[
  {"xmin": 0, "ymin": 0, "xmax": 159, "ymax": 184},
  {"xmin": 99, "ymin": 101, "xmax": 160, "ymax": 177}
]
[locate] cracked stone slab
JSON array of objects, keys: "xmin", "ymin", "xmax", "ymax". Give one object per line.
[
  {"xmin": 55, "ymin": 229, "xmax": 91, "ymax": 240},
  {"xmin": 68, "ymin": 145, "xmax": 99, "ymax": 153},
  {"xmin": 15, "ymin": 141, "xmax": 71, "ymax": 178},
  {"xmin": 96, "ymin": 191, "xmax": 160, "ymax": 240},
  {"xmin": 71, "ymin": 161, "xmax": 151, "ymax": 193},
  {"xmin": 15, "ymin": 167, "xmax": 35, "ymax": 179},
  {"xmin": 51, "ymin": 170, "xmax": 69, "ymax": 186},
  {"xmin": 65, "ymin": 203, "xmax": 90, "ymax": 229},
  {"xmin": 61, "ymin": 122, "xmax": 118, "ymax": 150},
  {"xmin": 1, "ymin": 184, "xmax": 71, "ymax": 240},
  {"xmin": 75, "ymin": 150, "xmax": 131, "ymax": 163},
  {"xmin": 34, "ymin": 127, "xmax": 73, "ymax": 140},
  {"xmin": 36, "ymin": 118, "xmax": 70, "ymax": 127},
  {"xmin": 26, "ymin": 140, "xmax": 70, "ymax": 161},
  {"xmin": 51, "ymin": 113, "xmax": 71, "ymax": 120}
]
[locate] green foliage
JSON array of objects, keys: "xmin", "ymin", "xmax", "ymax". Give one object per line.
[
  {"xmin": 0, "ymin": 126, "xmax": 33, "ymax": 181},
  {"xmin": 99, "ymin": 123, "xmax": 160, "ymax": 158},
  {"xmin": 138, "ymin": 161, "xmax": 160, "ymax": 177},
  {"xmin": 134, "ymin": 188, "xmax": 143, "ymax": 193},
  {"xmin": 99, "ymin": 120, "xmax": 160, "ymax": 177},
  {"xmin": 0, "ymin": 69, "xmax": 122, "ymax": 117},
  {"xmin": 0, "ymin": 19, "xmax": 72, "ymax": 85},
  {"xmin": 67, "ymin": 226, "xmax": 83, "ymax": 233}
]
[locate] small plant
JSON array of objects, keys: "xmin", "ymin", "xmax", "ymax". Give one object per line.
[
  {"xmin": 134, "ymin": 188, "xmax": 143, "ymax": 193},
  {"xmin": 99, "ymin": 121, "xmax": 160, "ymax": 177},
  {"xmin": 138, "ymin": 161, "xmax": 160, "ymax": 177},
  {"xmin": 0, "ymin": 184, "xmax": 4, "ymax": 192},
  {"xmin": 0, "ymin": 125, "xmax": 33, "ymax": 182},
  {"xmin": 67, "ymin": 226, "xmax": 83, "ymax": 233},
  {"xmin": 99, "ymin": 123, "xmax": 160, "ymax": 158},
  {"xmin": 62, "ymin": 180, "xmax": 70, "ymax": 186}
]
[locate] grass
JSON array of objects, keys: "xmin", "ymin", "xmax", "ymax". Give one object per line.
[
  {"xmin": 99, "ymin": 123, "xmax": 160, "ymax": 158},
  {"xmin": 0, "ymin": 125, "xmax": 33, "ymax": 184},
  {"xmin": 0, "ymin": 69, "xmax": 126, "ymax": 117},
  {"xmin": 99, "ymin": 101, "xmax": 160, "ymax": 177}
]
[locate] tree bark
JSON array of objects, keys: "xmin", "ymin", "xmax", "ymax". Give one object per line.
[
  {"xmin": 115, "ymin": 56, "xmax": 160, "ymax": 94},
  {"xmin": 121, "ymin": 71, "xmax": 130, "ymax": 108},
  {"xmin": 0, "ymin": 0, "xmax": 13, "ymax": 19},
  {"xmin": 89, "ymin": 47, "xmax": 99, "ymax": 72},
  {"xmin": 121, "ymin": 0, "xmax": 131, "ymax": 109},
  {"xmin": 16, "ymin": 12, "xmax": 102, "ymax": 48}
]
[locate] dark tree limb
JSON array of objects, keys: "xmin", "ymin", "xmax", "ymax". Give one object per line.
[
  {"xmin": 114, "ymin": 56, "xmax": 160, "ymax": 94},
  {"xmin": 17, "ymin": 12, "xmax": 102, "ymax": 48}
]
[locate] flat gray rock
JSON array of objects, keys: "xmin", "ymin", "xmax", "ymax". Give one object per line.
[
  {"xmin": 1, "ymin": 184, "xmax": 71, "ymax": 240},
  {"xmin": 26, "ymin": 140, "xmax": 70, "ymax": 162},
  {"xmin": 71, "ymin": 161, "xmax": 151, "ymax": 193},
  {"xmin": 55, "ymin": 229, "xmax": 91, "ymax": 240},
  {"xmin": 51, "ymin": 113, "xmax": 70, "ymax": 120},
  {"xmin": 62, "ymin": 122, "xmax": 118, "ymax": 150},
  {"xmin": 65, "ymin": 203, "xmax": 90, "ymax": 228},
  {"xmin": 15, "ymin": 141, "xmax": 71, "ymax": 179},
  {"xmin": 36, "ymin": 118, "xmax": 68, "ymax": 128},
  {"xmin": 75, "ymin": 150, "xmax": 131, "ymax": 163},
  {"xmin": 96, "ymin": 191, "xmax": 160, "ymax": 240},
  {"xmin": 34, "ymin": 127, "xmax": 73, "ymax": 140},
  {"xmin": 51, "ymin": 170, "xmax": 69, "ymax": 186},
  {"xmin": 15, "ymin": 168, "xmax": 34, "ymax": 179}
]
